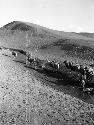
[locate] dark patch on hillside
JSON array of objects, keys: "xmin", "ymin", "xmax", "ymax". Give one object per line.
[
  {"xmin": 3, "ymin": 21, "xmax": 38, "ymax": 37},
  {"xmin": 11, "ymin": 23, "xmax": 31, "ymax": 31},
  {"xmin": 79, "ymin": 32, "xmax": 94, "ymax": 38},
  {"xmin": 11, "ymin": 23, "xmax": 39, "ymax": 37},
  {"xmin": 40, "ymin": 38, "xmax": 94, "ymax": 60}
]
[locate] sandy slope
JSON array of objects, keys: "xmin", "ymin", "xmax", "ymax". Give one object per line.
[{"xmin": 0, "ymin": 55, "xmax": 94, "ymax": 124}]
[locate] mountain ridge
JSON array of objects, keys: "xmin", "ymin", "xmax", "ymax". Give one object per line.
[
  {"xmin": 0, "ymin": 21, "xmax": 94, "ymax": 63},
  {"xmin": 2, "ymin": 21, "xmax": 94, "ymax": 39}
]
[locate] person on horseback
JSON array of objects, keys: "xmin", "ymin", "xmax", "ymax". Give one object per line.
[
  {"xmin": 89, "ymin": 67, "xmax": 94, "ymax": 75},
  {"xmin": 27, "ymin": 56, "xmax": 34, "ymax": 65},
  {"xmin": 53, "ymin": 61, "xmax": 60, "ymax": 70},
  {"xmin": 70, "ymin": 62, "xmax": 79, "ymax": 71},
  {"xmin": 63, "ymin": 60, "xmax": 69, "ymax": 68},
  {"xmin": 68, "ymin": 61, "xmax": 73, "ymax": 69},
  {"xmin": 33, "ymin": 58, "xmax": 41, "ymax": 69}
]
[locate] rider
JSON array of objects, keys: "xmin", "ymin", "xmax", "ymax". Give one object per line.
[
  {"xmin": 63, "ymin": 60, "xmax": 69, "ymax": 68},
  {"xmin": 89, "ymin": 67, "xmax": 94, "ymax": 75},
  {"xmin": 75, "ymin": 64, "xmax": 80, "ymax": 71},
  {"xmin": 33, "ymin": 58, "xmax": 41, "ymax": 69},
  {"xmin": 12, "ymin": 51, "xmax": 17, "ymax": 58},
  {"xmin": 68, "ymin": 61, "xmax": 73, "ymax": 69},
  {"xmin": 79, "ymin": 65, "xmax": 86, "ymax": 75},
  {"xmin": 84, "ymin": 67, "xmax": 94, "ymax": 82},
  {"xmin": 27, "ymin": 56, "xmax": 33, "ymax": 63},
  {"xmin": 70, "ymin": 62, "xmax": 79, "ymax": 71},
  {"xmin": 54, "ymin": 61, "xmax": 60, "ymax": 70},
  {"xmin": 80, "ymin": 75, "xmax": 86, "ymax": 90}
]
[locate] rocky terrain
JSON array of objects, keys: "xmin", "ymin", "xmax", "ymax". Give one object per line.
[{"xmin": 0, "ymin": 48, "xmax": 94, "ymax": 125}]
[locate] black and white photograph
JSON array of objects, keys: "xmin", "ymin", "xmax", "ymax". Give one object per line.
[{"xmin": 0, "ymin": 0, "xmax": 94, "ymax": 124}]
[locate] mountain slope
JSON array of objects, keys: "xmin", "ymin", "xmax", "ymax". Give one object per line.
[
  {"xmin": 0, "ymin": 21, "xmax": 58, "ymax": 50},
  {"xmin": 79, "ymin": 32, "xmax": 94, "ymax": 38},
  {"xmin": 0, "ymin": 21, "xmax": 94, "ymax": 63}
]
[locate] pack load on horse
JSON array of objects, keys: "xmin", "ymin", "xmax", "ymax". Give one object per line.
[
  {"xmin": 27, "ymin": 56, "xmax": 34, "ymax": 65},
  {"xmin": 27, "ymin": 55, "xmax": 43, "ymax": 69},
  {"xmin": 42, "ymin": 60, "xmax": 60, "ymax": 71},
  {"xmin": 33, "ymin": 58, "xmax": 42, "ymax": 69},
  {"xmin": 12, "ymin": 51, "xmax": 17, "ymax": 58}
]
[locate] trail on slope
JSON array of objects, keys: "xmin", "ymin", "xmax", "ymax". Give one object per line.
[{"xmin": 0, "ymin": 55, "xmax": 94, "ymax": 124}]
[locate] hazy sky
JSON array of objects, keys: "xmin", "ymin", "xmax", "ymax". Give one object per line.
[{"xmin": 0, "ymin": 0, "xmax": 94, "ymax": 32}]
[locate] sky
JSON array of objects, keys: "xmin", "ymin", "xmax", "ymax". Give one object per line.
[{"xmin": 0, "ymin": 0, "xmax": 94, "ymax": 33}]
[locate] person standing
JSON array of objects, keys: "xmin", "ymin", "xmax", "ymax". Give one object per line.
[{"xmin": 80, "ymin": 74, "xmax": 86, "ymax": 90}]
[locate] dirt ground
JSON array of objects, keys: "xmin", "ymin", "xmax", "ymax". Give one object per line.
[{"xmin": 0, "ymin": 54, "xmax": 94, "ymax": 125}]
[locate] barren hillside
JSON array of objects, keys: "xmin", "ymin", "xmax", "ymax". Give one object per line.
[{"xmin": 0, "ymin": 21, "xmax": 94, "ymax": 63}]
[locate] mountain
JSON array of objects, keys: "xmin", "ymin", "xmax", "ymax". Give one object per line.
[
  {"xmin": 0, "ymin": 21, "xmax": 94, "ymax": 64},
  {"xmin": 0, "ymin": 21, "xmax": 56, "ymax": 49},
  {"xmin": 79, "ymin": 32, "xmax": 94, "ymax": 38}
]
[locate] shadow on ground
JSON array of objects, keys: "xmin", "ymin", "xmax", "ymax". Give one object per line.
[{"xmin": 16, "ymin": 60, "xmax": 94, "ymax": 104}]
